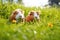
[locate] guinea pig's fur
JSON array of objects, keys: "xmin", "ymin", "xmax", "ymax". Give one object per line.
[{"xmin": 9, "ymin": 9, "xmax": 25, "ymax": 22}]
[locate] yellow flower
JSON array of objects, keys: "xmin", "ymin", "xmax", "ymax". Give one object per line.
[
  {"xmin": 12, "ymin": 20, "xmax": 16, "ymax": 23},
  {"xmin": 48, "ymin": 22, "xmax": 53, "ymax": 28}
]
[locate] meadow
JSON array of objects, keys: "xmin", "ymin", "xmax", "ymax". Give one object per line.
[{"xmin": 0, "ymin": 3, "xmax": 60, "ymax": 40}]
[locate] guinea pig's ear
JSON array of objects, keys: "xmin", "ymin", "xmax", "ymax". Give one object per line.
[
  {"xmin": 13, "ymin": 11, "xmax": 18, "ymax": 15},
  {"xmin": 20, "ymin": 10, "xmax": 24, "ymax": 14},
  {"xmin": 36, "ymin": 12, "xmax": 39, "ymax": 15},
  {"xmin": 29, "ymin": 11, "xmax": 34, "ymax": 15}
]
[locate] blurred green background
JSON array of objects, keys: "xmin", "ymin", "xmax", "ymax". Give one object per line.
[{"xmin": 0, "ymin": 0, "xmax": 60, "ymax": 40}]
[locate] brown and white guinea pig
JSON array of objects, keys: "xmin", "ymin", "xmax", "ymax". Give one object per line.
[
  {"xmin": 25, "ymin": 11, "xmax": 40, "ymax": 22},
  {"xmin": 9, "ymin": 9, "xmax": 25, "ymax": 23}
]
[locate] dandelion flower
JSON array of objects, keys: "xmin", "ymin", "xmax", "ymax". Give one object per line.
[
  {"xmin": 48, "ymin": 22, "xmax": 53, "ymax": 28},
  {"xmin": 12, "ymin": 20, "xmax": 16, "ymax": 23}
]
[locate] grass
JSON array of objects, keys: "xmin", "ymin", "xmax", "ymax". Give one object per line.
[{"xmin": 0, "ymin": 3, "xmax": 60, "ymax": 40}]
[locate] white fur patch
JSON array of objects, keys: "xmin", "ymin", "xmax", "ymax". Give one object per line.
[
  {"xmin": 15, "ymin": 9, "xmax": 25, "ymax": 19},
  {"xmin": 34, "ymin": 12, "xmax": 40, "ymax": 19}
]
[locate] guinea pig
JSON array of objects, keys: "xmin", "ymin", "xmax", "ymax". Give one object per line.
[
  {"xmin": 25, "ymin": 11, "xmax": 40, "ymax": 22},
  {"xmin": 9, "ymin": 9, "xmax": 25, "ymax": 23}
]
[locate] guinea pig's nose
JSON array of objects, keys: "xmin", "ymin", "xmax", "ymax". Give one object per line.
[{"xmin": 35, "ymin": 17, "xmax": 37, "ymax": 19}]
